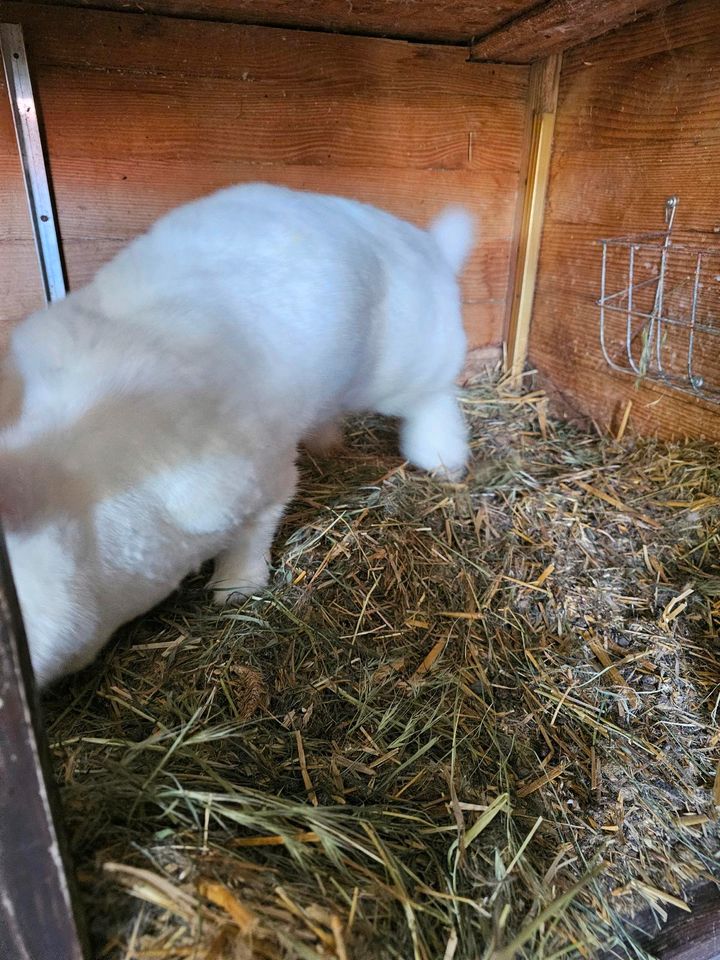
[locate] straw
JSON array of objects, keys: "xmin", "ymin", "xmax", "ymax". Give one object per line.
[{"xmin": 44, "ymin": 371, "xmax": 720, "ymax": 959}]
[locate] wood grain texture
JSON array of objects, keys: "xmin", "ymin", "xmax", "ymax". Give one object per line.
[
  {"xmin": 642, "ymin": 883, "xmax": 720, "ymax": 960},
  {"xmin": 0, "ymin": 9, "xmax": 530, "ymax": 100},
  {"xmin": 0, "ymin": 527, "xmax": 89, "ymax": 960},
  {"xmin": 0, "ymin": 242, "xmax": 45, "ymax": 342},
  {"xmin": 0, "ymin": 82, "xmax": 44, "ymax": 337},
  {"xmin": 529, "ymin": 0, "xmax": 720, "ymax": 440},
  {"xmin": 505, "ymin": 54, "xmax": 560, "ymax": 385},
  {"xmin": 470, "ymin": 0, "xmax": 678, "ymax": 63},
  {"xmin": 0, "ymin": 2, "xmax": 529, "ymax": 349},
  {"xmin": 27, "ymin": 70, "xmax": 523, "ymax": 172},
  {"xmin": 595, "ymin": 883, "xmax": 720, "ymax": 960},
  {"xmin": 21, "ymin": 0, "xmax": 540, "ymax": 44}
]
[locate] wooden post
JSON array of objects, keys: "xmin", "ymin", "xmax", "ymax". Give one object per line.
[
  {"xmin": 504, "ymin": 53, "xmax": 561, "ymax": 389},
  {"xmin": 0, "ymin": 524, "xmax": 89, "ymax": 960}
]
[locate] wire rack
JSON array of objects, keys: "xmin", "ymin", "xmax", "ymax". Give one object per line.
[{"xmin": 597, "ymin": 197, "xmax": 720, "ymax": 403}]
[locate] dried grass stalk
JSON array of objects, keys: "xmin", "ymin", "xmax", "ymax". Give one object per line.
[{"xmin": 45, "ymin": 373, "xmax": 720, "ymax": 959}]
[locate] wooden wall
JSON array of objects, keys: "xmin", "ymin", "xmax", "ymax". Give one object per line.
[
  {"xmin": 25, "ymin": 0, "xmax": 540, "ymax": 44},
  {"xmin": 0, "ymin": 76, "xmax": 44, "ymax": 343},
  {"xmin": 530, "ymin": 0, "xmax": 720, "ymax": 439},
  {"xmin": 0, "ymin": 2, "xmax": 529, "ymax": 352}
]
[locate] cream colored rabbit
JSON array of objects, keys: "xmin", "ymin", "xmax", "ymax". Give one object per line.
[{"xmin": 0, "ymin": 183, "xmax": 474, "ymax": 686}]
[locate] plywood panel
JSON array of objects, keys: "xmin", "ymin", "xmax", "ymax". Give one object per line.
[
  {"xmin": 529, "ymin": 0, "xmax": 720, "ymax": 440},
  {"xmin": 22, "ymin": 0, "xmax": 540, "ymax": 45},
  {"xmin": 0, "ymin": 2, "xmax": 529, "ymax": 349}
]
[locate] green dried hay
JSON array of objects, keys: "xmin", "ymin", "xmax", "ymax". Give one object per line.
[{"xmin": 43, "ymin": 373, "xmax": 720, "ymax": 960}]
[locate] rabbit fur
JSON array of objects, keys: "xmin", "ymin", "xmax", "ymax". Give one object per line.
[{"xmin": 0, "ymin": 183, "xmax": 474, "ymax": 687}]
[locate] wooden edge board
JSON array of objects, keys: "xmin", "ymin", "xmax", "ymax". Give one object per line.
[
  {"xmin": 0, "ymin": 524, "xmax": 89, "ymax": 960},
  {"xmin": 596, "ymin": 882, "xmax": 720, "ymax": 960}
]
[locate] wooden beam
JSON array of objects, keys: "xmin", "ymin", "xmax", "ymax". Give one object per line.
[
  {"xmin": 14, "ymin": 0, "xmax": 542, "ymax": 45},
  {"xmin": 504, "ymin": 53, "xmax": 560, "ymax": 388},
  {"xmin": 0, "ymin": 525, "xmax": 89, "ymax": 960},
  {"xmin": 469, "ymin": 0, "xmax": 677, "ymax": 64}
]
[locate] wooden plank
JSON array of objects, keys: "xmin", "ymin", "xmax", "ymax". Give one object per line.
[
  {"xmin": 25, "ymin": 68, "xmax": 524, "ymax": 173},
  {"xmin": 552, "ymin": 68, "xmax": 720, "ymax": 153},
  {"xmin": 0, "ymin": 526, "xmax": 89, "ymax": 960},
  {"xmin": 596, "ymin": 883, "xmax": 720, "ymax": 960},
  {"xmin": 0, "ymin": 157, "xmax": 520, "ymax": 240},
  {"xmin": 505, "ymin": 54, "xmax": 561, "ymax": 386},
  {"xmin": 0, "ymin": 241, "xmax": 44, "ymax": 337},
  {"xmin": 470, "ymin": 0, "xmax": 678, "ymax": 64},
  {"xmin": 555, "ymin": 0, "xmax": 718, "ymax": 64},
  {"xmin": 2, "ymin": 3, "xmax": 530, "ymax": 102},
  {"xmin": 19, "ymin": 0, "xmax": 540, "ymax": 45},
  {"xmin": 641, "ymin": 883, "xmax": 720, "ymax": 960},
  {"xmin": 1, "ymin": 157, "xmax": 519, "ymax": 321},
  {"xmin": 0, "ymin": 2, "xmax": 530, "ymax": 349},
  {"xmin": 464, "ymin": 302, "xmax": 508, "ymax": 350},
  {"xmin": 539, "ymin": 148, "xmax": 720, "ymax": 229},
  {"xmin": 1, "ymin": 157, "xmax": 516, "ymax": 317},
  {"xmin": 529, "ymin": 0, "xmax": 720, "ymax": 440}
]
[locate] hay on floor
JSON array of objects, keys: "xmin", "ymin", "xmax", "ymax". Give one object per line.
[{"xmin": 43, "ymin": 374, "xmax": 720, "ymax": 960}]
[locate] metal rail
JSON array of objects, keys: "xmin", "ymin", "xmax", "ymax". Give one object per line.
[{"xmin": 0, "ymin": 22, "xmax": 66, "ymax": 304}]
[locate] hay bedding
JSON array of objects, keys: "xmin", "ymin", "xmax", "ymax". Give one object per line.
[{"xmin": 42, "ymin": 374, "xmax": 720, "ymax": 960}]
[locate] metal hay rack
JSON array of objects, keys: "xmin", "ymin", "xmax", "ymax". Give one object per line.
[{"xmin": 597, "ymin": 197, "xmax": 720, "ymax": 403}]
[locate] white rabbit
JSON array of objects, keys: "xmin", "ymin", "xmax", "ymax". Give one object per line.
[{"xmin": 0, "ymin": 183, "xmax": 474, "ymax": 687}]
